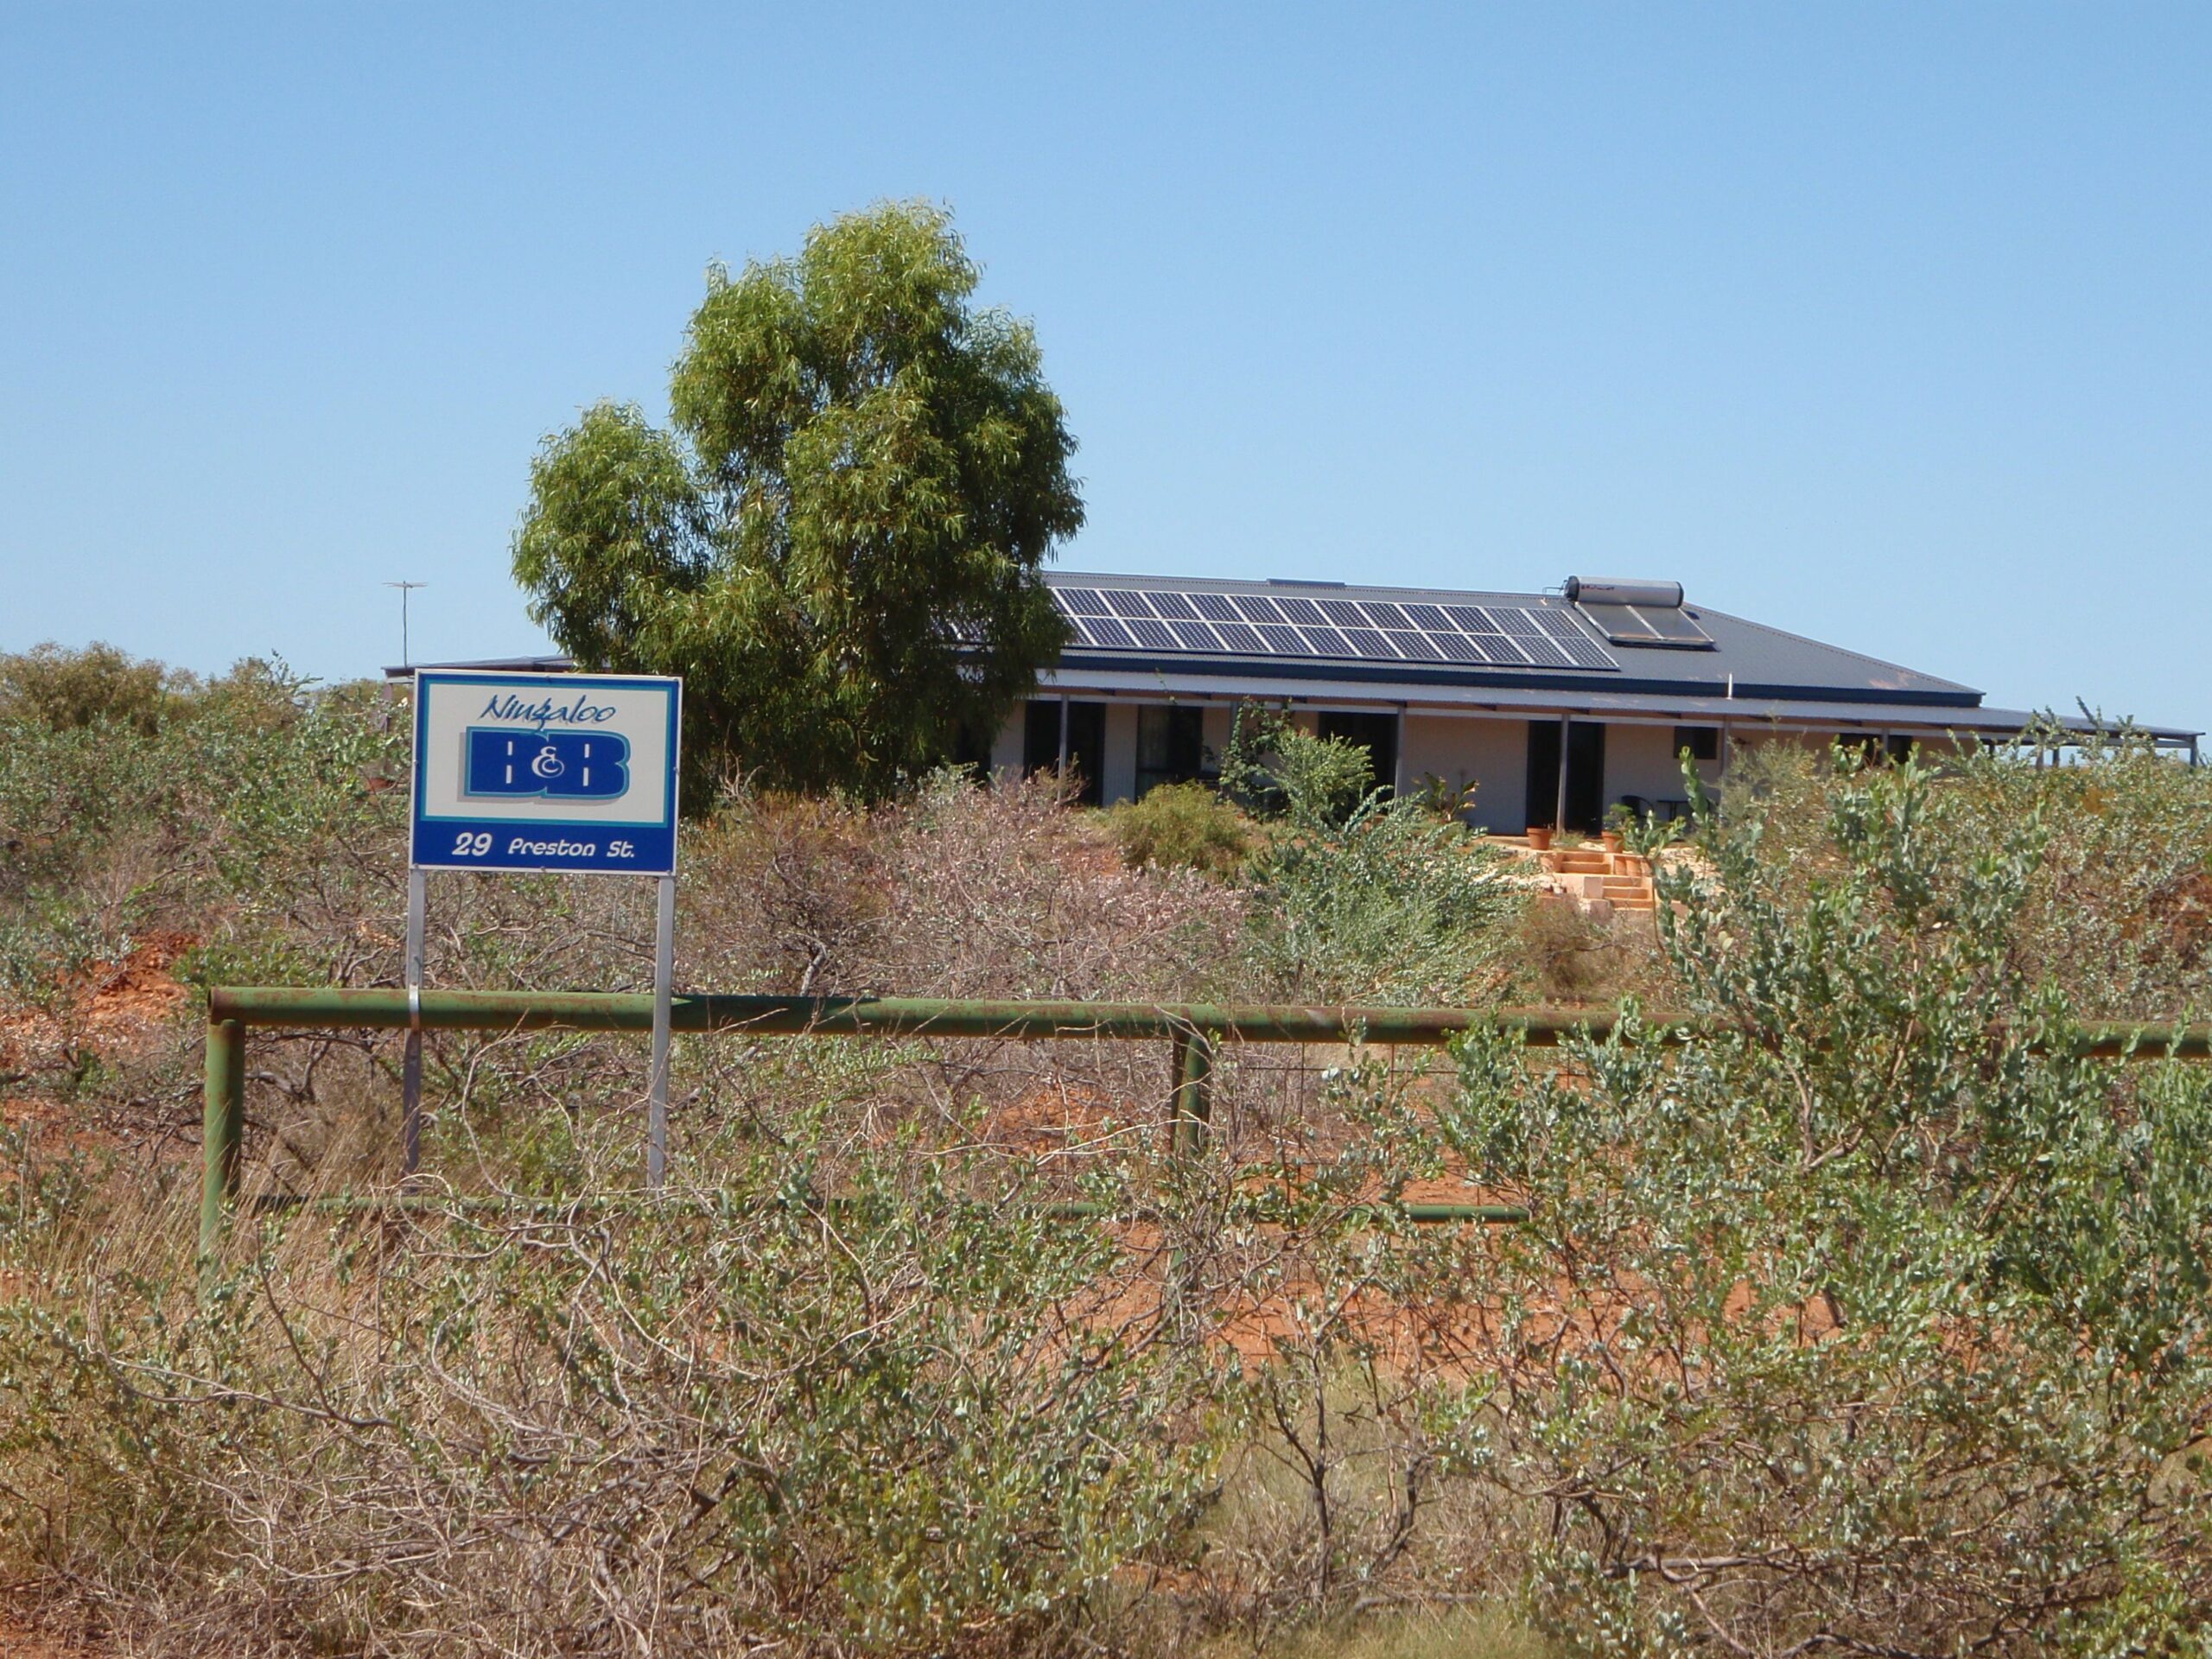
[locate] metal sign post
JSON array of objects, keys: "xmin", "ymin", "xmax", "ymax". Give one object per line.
[
  {"xmin": 648, "ymin": 873, "xmax": 675, "ymax": 1185},
  {"xmin": 407, "ymin": 670, "xmax": 683, "ymax": 1188},
  {"xmin": 403, "ymin": 868, "xmax": 425, "ymax": 1175}
]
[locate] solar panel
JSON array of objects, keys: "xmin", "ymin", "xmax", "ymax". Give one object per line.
[
  {"xmin": 1048, "ymin": 587, "xmax": 1618, "ymax": 671},
  {"xmin": 1478, "ymin": 633, "xmax": 1528, "ymax": 664},
  {"xmin": 1189, "ymin": 592, "xmax": 1239, "ymax": 623},
  {"xmin": 1558, "ymin": 635, "xmax": 1613, "ymax": 669},
  {"xmin": 1430, "ymin": 632, "xmax": 1490, "ymax": 664},
  {"xmin": 1531, "ymin": 610, "xmax": 1617, "ymax": 668},
  {"xmin": 1440, "ymin": 605, "xmax": 1494, "ymax": 634},
  {"xmin": 1166, "ymin": 620, "xmax": 1218, "ymax": 650},
  {"xmin": 1127, "ymin": 618, "xmax": 1175, "ymax": 650},
  {"xmin": 1389, "ymin": 631, "xmax": 1443, "ymax": 661},
  {"xmin": 1234, "ymin": 594, "xmax": 1288, "ymax": 624},
  {"xmin": 1643, "ymin": 609, "xmax": 1712, "ymax": 645},
  {"xmin": 1084, "ymin": 617, "xmax": 1135, "ymax": 648},
  {"xmin": 1482, "ymin": 635, "xmax": 1533, "ymax": 665},
  {"xmin": 1519, "ymin": 633, "xmax": 1575, "ymax": 669}
]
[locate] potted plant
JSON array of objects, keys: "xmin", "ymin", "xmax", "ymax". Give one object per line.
[{"xmin": 1527, "ymin": 824, "xmax": 1554, "ymax": 851}]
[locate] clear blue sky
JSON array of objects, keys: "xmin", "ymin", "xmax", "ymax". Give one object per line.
[{"xmin": 4, "ymin": 4, "xmax": 2207, "ymax": 730}]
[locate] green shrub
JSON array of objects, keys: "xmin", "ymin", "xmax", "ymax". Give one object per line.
[
  {"xmin": 1219, "ymin": 701, "xmax": 1371, "ymax": 826},
  {"xmin": 1111, "ymin": 780, "xmax": 1252, "ymax": 878},
  {"xmin": 1225, "ymin": 706, "xmax": 1522, "ymax": 1004},
  {"xmin": 1442, "ymin": 752, "xmax": 2212, "ymax": 1654}
]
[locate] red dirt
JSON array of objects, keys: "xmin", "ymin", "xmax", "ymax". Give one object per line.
[
  {"xmin": 0, "ymin": 1606, "xmax": 103, "ymax": 1657},
  {"xmin": 2, "ymin": 929, "xmax": 194, "ymax": 1071},
  {"xmin": 81, "ymin": 930, "xmax": 194, "ymax": 1035}
]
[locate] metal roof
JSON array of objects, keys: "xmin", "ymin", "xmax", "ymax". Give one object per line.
[
  {"xmin": 383, "ymin": 654, "xmax": 575, "ymax": 679},
  {"xmin": 1043, "ymin": 569, "xmax": 1982, "ymax": 707},
  {"xmin": 379, "ymin": 572, "xmax": 2198, "ymax": 744}
]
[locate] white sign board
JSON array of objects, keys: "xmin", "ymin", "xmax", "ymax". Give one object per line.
[{"xmin": 410, "ymin": 670, "xmax": 682, "ymax": 875}]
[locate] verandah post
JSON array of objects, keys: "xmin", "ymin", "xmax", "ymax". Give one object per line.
[{"xmin": 200, "ymin": 1017, "xmax": 245, "ymax": 1260}]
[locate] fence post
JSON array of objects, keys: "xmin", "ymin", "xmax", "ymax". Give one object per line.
[
  {"xmin": 1168, "ymin": 1027, "xmax": 1216, "ymax": 1156},
  {"xmin": 200, "ymin": 1017, "xmax": 245, "ymax": 1261}
]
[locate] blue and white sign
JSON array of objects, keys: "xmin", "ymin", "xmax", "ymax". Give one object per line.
[{"xmin": 410, "ymin": 671, "xmax": 681, "ymax": 874}]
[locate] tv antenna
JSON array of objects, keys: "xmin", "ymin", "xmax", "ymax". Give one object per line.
[{"xmin": 384, "ymin": 582, "xmax": 426, "ymax": 667}]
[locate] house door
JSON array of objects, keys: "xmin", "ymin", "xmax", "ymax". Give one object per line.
[
  {"xmin": 1525, "ymin": 720, "xmax": 1607, "ymax": 834},
  {"xmin": 1135, "ymin": 705, "xmax": 1205, "ymax": 798}
]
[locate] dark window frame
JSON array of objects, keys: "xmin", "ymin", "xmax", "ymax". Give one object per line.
[{"xmin": 1674, "ymin": 725, "xmax": 1721, "ymax": 762}]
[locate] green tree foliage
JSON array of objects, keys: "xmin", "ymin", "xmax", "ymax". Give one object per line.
[
  {"xmin": 0, "ymin": 640, "xmax": 193, "ymax": 736},
  {"xmin": 513, "ymin": 201, "xmax": 1083, "ymax": 798}
]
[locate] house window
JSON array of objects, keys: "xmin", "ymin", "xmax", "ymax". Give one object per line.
[
  {"xmin": 1839, "ymin": 734, "xmax": 1916, "ymax": 766},
  {"xmin": 1674, "ymin": 725, "xmax": 1720, "ymax": 762},
  {"xmin": 1021, "ymin": 698, "xmax": 1105, "ymax": 805},
  {"xmin": 1135, "ymin": 705, "xmax": 1205, "ymax": 798}
]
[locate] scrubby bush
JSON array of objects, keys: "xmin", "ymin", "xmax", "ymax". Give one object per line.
[
  {"xmin": 1111, "ymin": 780, "xmax": 1253, "ymax": 879},
  {"xmin": 1511, "ymin": 895, "xmax": 1613, "ymax": 1003},
  {"xmin": 0, "ymin": 654, "xmax": 408, "ymax": 1099},
  {"xmin": 13, "ymin": 651, "xmax": 2212, "ymax": 1656},
  {"xmin": 0, "ymin": 1130, "xmax": 1217, "ymax": 1656},
  {"xmin": 1226, "ymin": 706, "xmax": 1523, "ymax": 1004},
  {"xmin": 1219, "ymin": 702, "xmax": 1370, "ymax": 828},
  {"xmin": 1442, "ymin": 751, "xmax": 2212, "ymax": 1654}
]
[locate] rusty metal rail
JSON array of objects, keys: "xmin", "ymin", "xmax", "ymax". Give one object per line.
[{"xmin": 201, "ymin": 988, "xmax": 2212, "ymax": 1257}]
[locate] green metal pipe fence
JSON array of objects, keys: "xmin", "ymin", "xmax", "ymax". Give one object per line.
[{"xmin": 200, "ymin": 987, "xmax": 2212, "ymax": 1258}]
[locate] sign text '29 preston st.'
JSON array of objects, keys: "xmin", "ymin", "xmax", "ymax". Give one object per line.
[{"xmin": 410, "ymin": 671, "xmax": 682, "ymax": 876}]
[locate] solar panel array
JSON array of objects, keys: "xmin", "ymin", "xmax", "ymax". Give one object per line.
[{"xmin": 1051, "ymin": 587, "xmax": 1618, "ymax": 671}]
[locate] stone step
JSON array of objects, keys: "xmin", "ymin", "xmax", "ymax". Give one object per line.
[{"xmin": 1601, "ymin": 875, "xmax": 1656, "ymax": 907}]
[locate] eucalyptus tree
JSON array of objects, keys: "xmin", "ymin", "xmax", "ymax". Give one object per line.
[{"xmin": 514, "ymin": 201, "xmax": 1081, "ymax": 799}]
